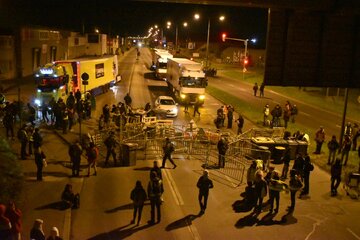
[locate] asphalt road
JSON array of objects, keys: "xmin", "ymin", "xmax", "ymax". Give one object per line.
[{"xmin": 14, "ymin": 47, "xmax": 360, "ymax": 240}]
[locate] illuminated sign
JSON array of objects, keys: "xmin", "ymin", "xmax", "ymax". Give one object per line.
[{"xmin": 39, "ymin": 68, "xmax": 54, "ymax": 75}]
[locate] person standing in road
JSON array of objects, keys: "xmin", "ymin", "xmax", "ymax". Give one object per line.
[
  {"xmin": 33, "ymin": 128, "xmax": 43, "ymax": 149},
  {"xmin": 104, "ymin": 131, "xmax": 119, "ymax": 167},
  {"xmin": 314, "ymin": 126, "xmax": 326, "ymax": 154},
  {"xmin": 259, "ymin": 82, "xmax": 265, "ymax": 97},
  {"xmin": 217, "ymin": 137, "xmax": 228, "ymax": 168},
  {"xmin": 197, "ymin": 170, "xmax": 214, "ymax": 215},
  {"xmin": 253, "ymin": 82, "xmax": 259, "ymax": 96},
  {"xmin": 236, "ymin": 115, "xmax": 244, "ymax": 135},
  {"xmin": 34, "ymin": 147, "xmax": 46, "ymax": 181},
  {"xmin": 290, "ymin": 104, "xmax": 298, "ymax": 123},
  {"xmin": 263, "ymin": 104, "xmax": 270, "ymax": 126},
  {"xmin": 281, "ymin": 148, "xmax": 291, "ymax": 180},
  {"xmin": 287, "ymin": 169, "xmax": 303, "ymax": 212},
  {"xmin": 147, "ymin": 172, "xmax": 164, "ymax": 225},
  {"xmin": 3, "ymin": 112, "xmax": 15, "ymax": 140},
  {"xmin": 69, "ymin": 141, "xmax": 83, "ymax": 177},
  {"xmin": 46, "ymin": 226, "xmax": 62, "ymax": 240},
  {"xmin": 62, "ymin": 109, "xmax": 69, "ymax": 134},
  {"xmin": 86, "ymin": 142, "xmax": 99, "ymax": 177},
  {"xmin": 30, "ymin": 219, "xmax": 45, "ymax": 240},
  {"xmin": 5, "ymin": 201, "xmax": 22, "ymax": 240},
  {"xmin": 161, "ymin": 138, "xmax": 176, "ymax": 169},
  {"xmin": 341, "ymin": 135, "xmax": 352, "ymax": 166},
  {"xmin": 183, "ymin": 98, "xmax": 189, "ymax": 113},
  {"xmin": 299, "ymin": 154, "xmax": 314, "ymax": 198},
  {"xmin": 268, "ymin": 170, "xmax": 282, "ymax": 213},
  {"xmin": 327, "ymin": 135, "xmax": 340, "ymax": 165},
  {"xmin": 253, "ymin": 170, "xmax": 267, "ymax": 213},
  {"xmin": 227, "ymin": 105, "xmax": 234, "ymax": 129},
  {"xmin": 330, "ymin": 158, "xmax": 342, "ymax": 196},
  {"xmin": 130, "ymin": 180, "xmax": 147, "ymax": 226},
  {"xmin": 124, "ymin": 93, "xmax": 132, "ymax": 106},
  {"xmin": 150, "ymin": 161, "xmax": 162, "ymax": 180},
  {"xmin": 18, "ymin": 124, "xmax": 28, "ymax": 160}
]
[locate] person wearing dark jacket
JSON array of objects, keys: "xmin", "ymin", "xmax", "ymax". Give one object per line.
[
  {"xmin": 18, "ymin": 124, "xmax": 28, "ymax": 160},
  {"xmin": 197, "ymin": 170, "xmax": 214, "ymax": 215},
  {"xmin": 330, "ymin": 158, "xmax": 342, "ymax": 196},
  {"xmin": 130, "ymin": 180, "xmax": 147, "ymax": 225},
  {"xmin": 104, "ymin": 131, "xmax": 119, "ymax": 166},
  {"xmin": 217, "ymin": 137, "xmax": 228, "ymax": 168},
  {"xmin": 254, "ymin": 170, "xmax": 267, "ymax": 212},
  {"xmin": 0, "ymin": 204, "xmax": 11, "ymax": 240},
  {"xmin": 61, "ymin": 184, "xmax": 80, "ymax": 209},
  {"xmin": 34, "ymin": 147, "xmax": 46, "ymax": 181},
  {"xmin": 227, "ymin": 105, "xmax": 234, "ymax": 129},
  {"xmin": 287, "ymin": 169, "xmax": 303, "ymax": 212},
  {"xmin": 30, "ymin": 219, "xmax": 45, "ymax": 240},
  {"xmin": 341, "ymin": 135, "xmax": 352, "ymax": 166},
  {"xmin": 161, "ymin": 138, "xmax": 176, "ymax": 169},
  {"xmin": 33, "ymin": 128, "xmax": 43, "ymax": 149},
  {"xmin": 236, "ymin": 115, "xmax": 244, "ymax": 135},
  {"xmin": 299, "ymin": 154, "xmax": 314, "ymax": 197},
  {"xmin": 147, "ymin": 172, "xmax": 164, "ymax": 225},
  {"xmin": 69, "ymin": 141, "xmax": 83, "ymax": 177},
  {"xmin": 281, "ymin": 148, "xmax": 291, "ymax": 180},
  {"xmin": 327, "ymin": 135, "xmax": 340, "ymax": 165},
  {"xmin": 150, "ymin": 161, "xmax": 162, "ymax": 180}
]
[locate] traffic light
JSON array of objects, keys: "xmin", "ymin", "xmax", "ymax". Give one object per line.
[
  {"xmin": 222, "ymin": 33, "xmax": 227, "ymax": 42},
  {"xmin": 244, "ymin": 57, "xmax": 249, "ymax": 65}
]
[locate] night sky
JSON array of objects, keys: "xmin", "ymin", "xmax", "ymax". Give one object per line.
[{"xmin": 1, "ymin": 0, "xmax": 268, "ymax": 47}]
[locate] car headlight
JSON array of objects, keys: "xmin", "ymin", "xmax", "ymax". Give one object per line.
[
  {"xmin": 172, "ymin": 108, "xmax": 178, "ymax": 114},
  {"xmin": 37, "ymin": 89, "xmax": 41, "ymax": 93},
  {"xmin": 199, "ymin": 95, "xmax": 205, "ymax": 100},
  {"xmin": 180, "ymin": 94, "xmax": 186, "ymax": 99}
]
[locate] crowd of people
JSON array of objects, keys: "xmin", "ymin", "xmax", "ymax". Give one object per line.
[
  {"xmin": 214, "ymin": 105, "xmax": 245, "ymax": 135},
  {"xmin": 262, "ymin": 101, "xmax": 298, "ymax": 129}
]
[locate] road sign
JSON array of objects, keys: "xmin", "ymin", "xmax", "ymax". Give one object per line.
[
  {"xmin": 81, "ymin": 72, "xmax": 89, "ymax": 81},
  {"xmin": 82, "ymin": 80, "xmax": 88, "ymax": 85}
]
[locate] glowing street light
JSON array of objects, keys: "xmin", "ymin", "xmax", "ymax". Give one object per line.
[{"xmin": 194, "ymin": 13, "xmax": 225, "ymax": 67}]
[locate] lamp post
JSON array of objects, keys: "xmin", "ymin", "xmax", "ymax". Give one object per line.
[
  {"xmin": 194, "ymin": 14, "xmax": 225, "ymax": 68},
  {"xmin": 166, "ymin": 21, "xmax": 188, "ymax": 50}
]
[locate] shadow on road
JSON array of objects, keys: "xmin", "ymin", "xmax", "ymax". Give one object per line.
[
  {"xmin": 165, "ymin": 214, "xmax": 200, "ymax": 231},
  {"xmin": 88, "ymin": 223, "xmax": 152, "ymax": 240},
  {"xmin": 105, "ymin": 202, "xmax": 150, "ymax": 214},
  {"xmin": 235, "ymin": 211, "xmax": 260, "ymax": 228},
  {"xmin": 144, "ymin": 72, "xmax": 157, "ymax": 80},
  {"xmin": 35, "ymin": 201, "xmax": 68, "ymax": 211},
  {"xmin": 133, "ymin": 166, "xmax": 152, "ymax": 171},
  {"xmin": 235, "ymin": 211, "xmax": 298, "ymax": 228}
]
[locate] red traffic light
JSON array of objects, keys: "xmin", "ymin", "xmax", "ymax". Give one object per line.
[
  {"xmin": 244, "ymin": 57, "xmax": 249, "ymax": 65},
  {"xmin": 222, "ymin": 33, "xmax": 227, "ymax": 42}
]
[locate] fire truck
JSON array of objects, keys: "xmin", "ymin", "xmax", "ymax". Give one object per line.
[{"xmin": 34, "ymin": 55, "xmax": 119, "ymax": 107}]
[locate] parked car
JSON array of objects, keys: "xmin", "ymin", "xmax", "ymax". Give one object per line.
[{"xmin": 154, "ymin": 96, "xmax": 178, "ymax": 117}]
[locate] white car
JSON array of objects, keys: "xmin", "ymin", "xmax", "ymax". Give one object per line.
[{"xmin": 154, "ymin": 96, "xmax": 178, "ymax": 117}]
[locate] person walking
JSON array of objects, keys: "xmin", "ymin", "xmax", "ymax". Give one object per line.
[
  {"xmin": 147, "ymin": 172, "xmax": 164, "ymax": 225},
  {"xmin": 217, "ymin": 137, "xmax": 228, "ymax": 168},
  {"xmin": 104, "ymin": 131, "xmax": 119, "ymax": 167},
  {"xmin": 253, "ymin": 170, "xmax": 267, "ymax": 212},
  {"xmin": 259, "ymin": 82, "xmax": 265, "ymax": 97},
  {"xmin": 130, "ymin": 180, "xmax": 147, "ymax": 226},
  {"xmin": 161, "ymin": 138, "xmax": 176, "ymax": 169},
  {"xmin": 46, "ymin": 226, "xmax": 62, "ymax": 240},
  {"xmin": 0, "ymin": 204, "xmax": 11, "ymax": 240},
  {"xmin": 197, "ymin": 170, "xmax": 214, "ymax": 215},
  {"xmin": 30, "ymin": 219, "xmax": 45, "ymax": 240},
  {"xmin": 299, "ymin": 154, "xmax": 314, "ymax": 198},
  {"xmin": 287, "ymin": 169, "xmax": 303, "ymax": 212},
  {"xmin": 253, "ymin": 83, "xmax": 259, "ymax": 96},
  {"xmin": 5, "ymin": 201, "xmax": 22, "ymax": 240},
  {"xmin": 314, "ymin": 126, "xmax": 326, "ymax": 154},
  {"xmin": 86, "ymin": 142, "xmax": 99, "ymax": 177},
  {"xmin": 150, "ymin": 161, "xmax": 162, "ymax": 180},
  {"xmin": 330, "ymin": 158, "xmax": 342, "ymax": 196},
  {"xmin": 193, "ymin": 99, "xmax": 201, "ymax": 117},
  {"xmin": 34, "ymin": 147, "xmax": 46, "ymax": 181},
  {"xmin": 183, "ymin": 98, "xmax": 189, "ymax": 113},
  {"xmin": 69, "ymin": 141, "xmax": 83, "ymax": 177},
  {"xmin": 341, "ymin": 135, "xmax": 352, "ymax": 166},
  {"xmin": 236, "ymin": 115, "xmax": 244, "ymax": 135},
  {"xmin": 327, "ymin": 135, "xmax": 340, "ymax": 165}
]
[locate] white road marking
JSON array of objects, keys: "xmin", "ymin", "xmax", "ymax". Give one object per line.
[
  {"xmin": 300, "ymin": 112, "xmax": 311, "ymax": 117},
  {"xmin": 347, "ymin": 228, "xmax": 360, "ymax": 240},
  {"xmin": 163, "ymin": 169, "xmax": 184, "ymax": 205},
  {"xmin": 302, "ymin": 214, "xmax": 328, "ymax": 240},
  {"xmin": 336, "ymin": 124, "xmax": 341, "ymax": 128}
]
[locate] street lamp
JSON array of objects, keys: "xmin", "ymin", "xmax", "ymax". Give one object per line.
[
  {"xmin": 166, "ymin": 21, "xmax": 188, "ymax": 50},
  {"xmin": 223, "ymin": 36, "xmax": 256, "ymax": 72},
  {"xmin": 194, "ymin": 14, "xmax": 225, "ymax": 68}
]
